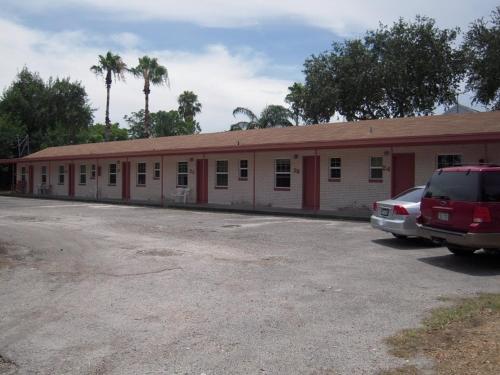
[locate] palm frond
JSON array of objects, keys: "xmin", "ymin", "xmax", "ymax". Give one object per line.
[{"xmin": 232, "ymin": 107, "xmax": 258, "ymax": 122}]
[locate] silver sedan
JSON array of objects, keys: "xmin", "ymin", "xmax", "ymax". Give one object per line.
[{"xmin": 370, "ymin": 186, "xmax": 425, "ymax": 239}]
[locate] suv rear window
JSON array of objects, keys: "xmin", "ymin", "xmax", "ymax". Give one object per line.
[
  {"xmin": 424, "ymin": 171, "xmax": 480, "ymax": 202},
  {"xmin": 482, "ymin": 172, "xmax": 500, "ymax": 202}
]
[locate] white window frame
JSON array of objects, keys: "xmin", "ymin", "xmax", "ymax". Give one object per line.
[
  {"xmin": 177, "ymin": 161, "xmax": 188, "ymax": 187},
  {"xmin": 275, "ymin": 158, "xmax": 291, "ymax": 189},
  {"xmin": 437, "ymin": 154, "xmax": 463, "ymax": 169},
  {"xmin": 58, "ymin": 165, "xmax": 65, "ymax": 185},
  {"xmin": 154, "ymin": 162, "xmax": 161, "ymax": 179},
  {"xmin": 329, "ymin": 157, "xmax": 341, "ymax": 180},
  {"xmin": 79, "ymin": 164, "xmax": 87, "ymax": 185},
  {"xmin": 41, "ymin": 166, "xmax": 47, "ymax": 184},
  {"xmin": 239, "ymin": 160, "xmax": 248, "ymax": 180},
  {"xmin": 90, "ymin": 164, "xmax": 96, "ymax": 179},
  {"xmin": 369, "ymin": 157, "xmax": 383, "ymax": 180},
  {"xmin": 108, "ymin": 163, "xmax": 117, "ymax": 186},
  {"xmin": 136, "ymin": 162, "xmax": 146, "ymax": 186},
  {"xmin": 216, "ymin": 160, "xmax": 229, "ymax": 188}
]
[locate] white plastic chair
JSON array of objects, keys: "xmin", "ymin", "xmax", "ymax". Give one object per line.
[{"xmin": 171, "ymin": 187, "xmax": 190, "ymax": 203}]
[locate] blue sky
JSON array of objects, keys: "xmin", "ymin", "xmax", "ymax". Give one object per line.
[{"xmin": 0, "ymin": 1, "xmax": 497, "ymax": 132}]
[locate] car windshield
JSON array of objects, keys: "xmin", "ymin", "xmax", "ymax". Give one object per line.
[
  {"xmin": 393, "ymin": 187, "xmax": 424, "ymax": 202},
  {"xmin": 482, "ymin": 172, "xmax": 500, "ymax": 202},
  {"xmin": 424, "ymin": 171, "xmax": 481, "ymax": 202}
]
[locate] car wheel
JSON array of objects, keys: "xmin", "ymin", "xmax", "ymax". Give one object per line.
[
  {"xmin": 447, "ymin": 245, "xmax": 477, "ymax": 256},
  {"xmin": 392, "ymin": 233, "xmax": 408, "ymax": 240}
]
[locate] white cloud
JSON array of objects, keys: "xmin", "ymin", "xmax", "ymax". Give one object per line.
[
  {"xmin": 0, "ymin": 18, "xmax": 290, "ymax": 133},
  {"xmin": 4, "ymin": 0, "xmax": 498, "ymax": 35}
]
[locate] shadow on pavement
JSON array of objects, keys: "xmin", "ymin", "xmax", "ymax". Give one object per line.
[
  {"xmin": 372, "ymin": 237, "xmax": 439, "ymax": 250},
  {"xmin": 419, "ymin": 252, "xmax": 500, "ymax": 276}
]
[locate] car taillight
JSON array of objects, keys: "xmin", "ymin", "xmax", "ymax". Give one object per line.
[
  {"xmin": 472, "ymin": 206, "xmax": 491, "ymax": 223},
  {"xmin": 393, "ymin": 205, "xmax": 409, "ymax": 216},
  {"xmin": 372, "ymin": 202, "xmax": 378, "ymax": 211}
]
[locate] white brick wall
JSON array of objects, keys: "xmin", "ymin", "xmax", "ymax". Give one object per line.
[
  {"xmin": 15, "ymin": 141, "xmax": 500, "ymax": 212},
  {"xmin": 206, "ymin": 153, "xmax": 254, "ymax": 206},
  {"xmin": 319, "ymin": 147, "xmax": 391, "ymax": 211}
]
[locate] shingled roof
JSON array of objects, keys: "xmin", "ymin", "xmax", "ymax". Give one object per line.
[{"xmin": 20, "ymin": 111, "xmax": 500, "ymax": 161}]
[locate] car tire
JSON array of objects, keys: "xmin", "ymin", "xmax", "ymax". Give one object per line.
[
  {"xmin": 392, "ymin": 233, "xmax": 408, "ymax": 240},
  {"xmin": 447, "ymin": 245, "xmax": 477, "ymax": 256}
]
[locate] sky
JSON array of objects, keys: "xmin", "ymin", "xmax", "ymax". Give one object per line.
[{"xmin": 0, "ymin": 1, "xmax": 497, "ymax": 133}]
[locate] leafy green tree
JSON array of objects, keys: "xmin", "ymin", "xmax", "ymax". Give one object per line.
[
  {"xmin": 129, "ymin": 56, "xmax": 169, "ymax": 137},
  {"xmin": 0, "ymin": 68, "xmax": 94, "ymax": 151},
  {"xmin": 463, "ymin": 7, "xmax": 500, "ymax": 110},
  {"xmin": 365, "ymin": 16, "xmax": 463, "ymax": 117},
  {"xmin": 124, "ymin": 110, "xmax": 148, "ymax": 139},
  {"xmin": 90, "ymin": 51, "xmax": 127, "ymax": 141},
  {"xmin": 230, "ymin": 105, "xmax": 293, "ymax": 131},
  {"xmin": 82, "ymin": 123, "xmax": 128, "ymax": 143},
  {"xmin": 0, "ymin": 68, "xmax": 48, "ymax": 152},
  {"xmin": 125, "ymin": 109, "xmax": 199, "ymax": 139},
  {"xmin": 0, "ymin": 114, "xmax": 24, "ymax": 159},
  {"xmin": 44, "ymin": 77, "xmax": 94, "ymax": 146},
  {"xmin": 299, "ymin": 16, "xmax": 464, "ymax": 121},
  {"xmin": 285, "ymin": 83, "xmax": 306, "ymax": 125},
  {"xmin": 153, "ymin": 110, "xmax": 200, "ymax": 137}
]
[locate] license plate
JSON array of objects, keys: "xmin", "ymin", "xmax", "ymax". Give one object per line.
[
  {"xmin": 381, "ymin": 208, "xmax": 390, "ymax": 217},
  {"xmin": 438, "ymin": 212, "xmax": 449, "ymax": 221}
]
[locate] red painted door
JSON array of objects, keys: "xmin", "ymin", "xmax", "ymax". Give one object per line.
[
  {"xmin": 196, "ymin": 159, "xmax": 208, "ymax": 204},
  {"xmin": 121, "ymin": 161, "xmax": 130, "ymax": 200},
  {"xmin": 302, "ymin": 155, "xmax": 320, "ymax": 210},
  {"xmin": 68, "ymin": 164, "xmax": 75, "ymax": 197},
  {"xmin": 392, "ymin": 153, "xmax": 415, "ymax": 197},
  {"xmin": 28, "ymin": 165, "xmax": 34, "ymax": 194}
]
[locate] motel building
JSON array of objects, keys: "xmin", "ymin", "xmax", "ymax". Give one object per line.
[{"xmin": 1, "ymin": 112, "xmax": 500, "ymax": 218}]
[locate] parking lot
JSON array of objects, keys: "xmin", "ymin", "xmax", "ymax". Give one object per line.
[{"xmin": 0, "ymin": 196, "xmax": 499, "ymax": 375}]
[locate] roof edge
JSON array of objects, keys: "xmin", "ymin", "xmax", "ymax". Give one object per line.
[{"xmin": 17, "ymin": 131, "xmax": 500, "ymax": 163}]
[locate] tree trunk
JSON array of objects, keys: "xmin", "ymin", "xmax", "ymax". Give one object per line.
[
  {"xmin": 144, "ymin": 84, "xmax": 151, "ymax": 138},
  {"xmin": 105, "ymin": 70, "xmax": 112, "ymax": 142},
  {"xmin": 105, "ymin": 83, "xmax": 111, "ymax": 141}
]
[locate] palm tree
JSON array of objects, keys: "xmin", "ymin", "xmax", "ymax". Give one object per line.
[
  {"xmin": 90, "ymin": 51, "xmax": 127, "ymax": 141},
  {"xmin": 178, "ymin": 91, "xmax": 202, "ymax": 122},
  {"xmin": 129, "ymin": 56, "xmax": 169, "ymax": 137},
  {"xmin": 230, "ymin": 105, "xmax": 293, "ymax": 131}
]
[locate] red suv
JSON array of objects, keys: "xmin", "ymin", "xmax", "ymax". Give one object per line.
[{"xmin": 417, "ymin": 165, "xmax": 500, "ymax": 255}]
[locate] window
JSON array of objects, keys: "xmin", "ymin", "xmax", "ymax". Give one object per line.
[
  {"xmin": 370, "ymin": 157, "xmax": 383, "ymax": 180},
  {"xmin": 41, "ymin": 166, "xmax": 47, "ymax": 184},
  {"xmin": 239, "ymin": 160, "xmax": 248, "ymax": 180},
  {"xmin": 437, "ymin": 154, "xmax": 462, "ymax": 169},
  {"xmin": 154, "ymin": 162, "xmax": 161, "ymax": 179},
  {"xmin": 329, "ymin": 158, "xmax": 341, "ymax": 179},
  {"xmin": 21, "ymin": 167, "xmax": 26, "ymax": 182},
  {"xmin": 393, "ymin": 187, "xmax": 424, "ymax": 202},
  {"xmin": 424, "ymin": 171, "xmax": 481, "ymax": 202},
  {"xmin": 275, "ymin": 159, "xmax": 291, "ymax": 189},
  {"xmin": 177, "ymin": 162, "xmax": 188, "ymax": 187},
  {"xmin": 109, "ymin": 164, "xmax": 117, "ymax": 186},
  {"xmin": 483, "ymin": 172, "xmax": 500, "ymax": 202},
  {"xmin": 58, "ymin": 165, "xmax": 65, "ymax": 185},
  {"xmin": 216, "ymin": 160, "xmax": 229, "ymax": 187},
  {"xmin": 79, "ymin": 164, "xmax": 87, "ymax": 185},
  {"xmin": 137, "ymin": 162, "xmax": 146, "ymax": 186},
  {"xmin": 91, "ymin": 164, "xmax": 96, "ymax": 179}
]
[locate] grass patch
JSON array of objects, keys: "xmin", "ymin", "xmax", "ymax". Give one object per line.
[{"xmin": 383, "ymin": 293, "xmax": 500, "ymax": 374}]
